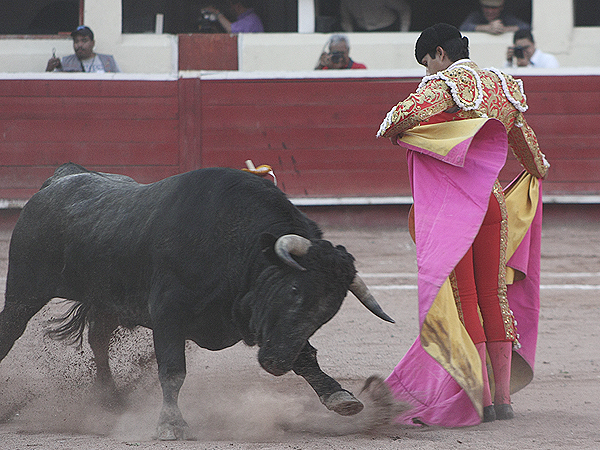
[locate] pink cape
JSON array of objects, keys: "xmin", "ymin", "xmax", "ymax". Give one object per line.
[{"xmin": 385, "ymin": 119, "xmax": 542, "ymax": 427}]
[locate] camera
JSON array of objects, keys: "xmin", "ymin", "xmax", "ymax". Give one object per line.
[
  {"xmin": 330, "ymin": 51, "xmax": 344, "ymax": 64},
  {"xmin": 200, "ymin": 9, "xmax": 218, "ymax": 22},
  {"xmin": 198, "ymin": 8, "xmax": 222, "ymax": 33},
  {"xmin": 513, "ymin": 46, "xmax": 526, "ymax": 59}
]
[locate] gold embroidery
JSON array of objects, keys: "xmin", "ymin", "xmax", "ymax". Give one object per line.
[
  {"xmin": 379, "ymin": 79, "xmax": 455, "ymax": 138},
  {"xmin": 492, "ymin": 180, "xmax": 518, "ymax": 343},
  {"xmin": 444, "ymin": 66, "xmax": 481, "ymax": 109},
  {"xmin": 508, "ymin": 120, "xmax": 548, "ymax": 179},
  {"xmin": 503, "ymin": 72, "xmax": 527, "ymax": 110},
  {"xmin": 450, "ymin": 270, "xmax": 465, "ymax": 325},
  {"xmin": 378, "ymin": 60, "xmax": 550, "ymax": 181}
]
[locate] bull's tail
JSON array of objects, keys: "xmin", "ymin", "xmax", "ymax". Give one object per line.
[{"xmin": 46, "ymin": 301, "xmax": 90, "ymax": 347}]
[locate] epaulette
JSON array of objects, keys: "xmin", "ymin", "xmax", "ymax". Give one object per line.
[{"xmin": 417, "ymin": 62, "xmax": 483, "ymax": 111}]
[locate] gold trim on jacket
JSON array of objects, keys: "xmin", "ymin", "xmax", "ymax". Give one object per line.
[{"xmin": 377, "ymin": 59, "xmax": 549, "ymax": 179}]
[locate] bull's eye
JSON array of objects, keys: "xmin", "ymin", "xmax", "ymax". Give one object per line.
[{"xmin": 290, "ymin": 285, "xmax": 302, "ymax": 300}]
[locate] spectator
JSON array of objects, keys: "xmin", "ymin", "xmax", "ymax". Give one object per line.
[
  {"xmin": 315, "ymin": 35, "xmax": 367, "ymax": 70},
  {"xmin": 340, "ymin": 0, "xmax": 411, "ymax": 32},
  {"xmin": 203, "ymin": 0, "xmax": 264, "ymax": 33},
  {"xmin": 460, "ymin": 0, "xmax": 530, "ymax": 35},
  {"xmin": 506, "ymin": 29, "xmax": 559, "ymax": 68},
  {"xmin": 45, "ymin": 26, "xmax": 120, "ymax": 72}
]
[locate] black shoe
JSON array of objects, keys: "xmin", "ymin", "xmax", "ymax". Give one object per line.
[
  {"xmin": 494, "ymin": 403, "xmax": 514, "ymax": 420},
  {"xmin": 483, "ymin": 405, "xmax": 496, "ymax": 422}
]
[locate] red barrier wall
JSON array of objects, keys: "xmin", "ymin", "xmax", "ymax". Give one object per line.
[
  {"xmin": 178, "ymin": 34, "xmax": 238, "ymax": 70},
  {"xmin": 0, "ymin": 79, "xmax": 181, "ymax": 199},
  {"xmin": 197, "ymin": 76, "xmax": 417, "ymax": 197},
  {"xmin": 0, "ymin": 75, "xmax": 598, "ymax": 201},
  {"xmin": 504, "ymin": 76, "xmax": 600, "ymax": 194}
]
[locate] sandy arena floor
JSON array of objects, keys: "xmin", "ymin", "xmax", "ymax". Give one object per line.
[{"xmin": 0, "ymin": 209, "xmax": 599, "ymax": 449}]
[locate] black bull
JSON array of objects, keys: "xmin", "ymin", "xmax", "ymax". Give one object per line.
[{"xmin": 0, "ymin": 163, "xmax": 394, "ymax": 440}]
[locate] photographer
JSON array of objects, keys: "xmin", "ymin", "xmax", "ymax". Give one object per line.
[
  {"xmin": 315, "ymin": 35, "xmax": 366, "ymax": 70},
  {"xmin": 201, "ymin": 0, "xmax": 263, "ymax": 33},
  {"xmin": 506, "ymin": 29, "xmax": 559, "ymax": 68}
]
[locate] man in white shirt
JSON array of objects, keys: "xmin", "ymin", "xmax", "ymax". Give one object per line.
[{"xmin": 506, "ymin": 29, "xmax": 559, "ymax": 68}]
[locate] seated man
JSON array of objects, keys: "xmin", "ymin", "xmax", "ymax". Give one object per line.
[
  {"xmin": 506, "ymin": 29, "xmax": 559, "ymax": 68},
  {"xmin": 315, "ymin": 35, "xmax": 367, "ymax": 70},
  {"xmin": 46, "ymin": 26, "xmax": 120, "ymax": 73},
  {"xmin": 460, "ymin": 0, "xmax": 530, "ymax": 35}
]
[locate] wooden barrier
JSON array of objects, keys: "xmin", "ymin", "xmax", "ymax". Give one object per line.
[
  {"xmin": 0, "ymin": 74, "xmax": 598, "ymax": 202},
  {"xmin": 0, "ymin": 78, "xmax": 181, "ymax": 199}
]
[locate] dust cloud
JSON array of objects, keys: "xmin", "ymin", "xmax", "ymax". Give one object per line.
[{"xmin": 0, "ymin": 299, "xmax": 403, "ymax": 442}]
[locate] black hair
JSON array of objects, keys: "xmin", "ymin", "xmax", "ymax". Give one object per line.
[
  {"xmin": 513, "ymin": 29, "xmax": 534, "ymax": 44},
  {"xmin": 415, "ymin": 23, "xmax": 469, "ymax": 65},
  {"xmin": 437, "ymin": 36, "xmax": 470, "ymax": 62}
]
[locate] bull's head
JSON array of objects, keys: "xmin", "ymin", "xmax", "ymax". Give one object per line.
[
  {"xmin": 240, "ymin": 234, "xmax": 394, "ymax": 376},
  {"xmin": 274, "ymin": 235, "xmax": 394, "ymax": 324}
]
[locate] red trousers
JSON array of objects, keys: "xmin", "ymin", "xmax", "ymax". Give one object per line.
[{"xmin": 454, "ymin": 193, "xmax": 509, "ymax": 344}]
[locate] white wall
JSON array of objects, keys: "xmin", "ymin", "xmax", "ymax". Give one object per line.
[
  {"xmin": 0, "ymin": 35, "xmax": 177, "ymax": 74},
  {"xmin": 0, "ymin": 0, "xmax": 176, "ymax": 74},
  {"xmin": 238, "ymin": 32, "xmax": 521, "ymax": 72},
  {"xmin": 0, "ymin": 0, "xmax": 598, "ymax": 74}
]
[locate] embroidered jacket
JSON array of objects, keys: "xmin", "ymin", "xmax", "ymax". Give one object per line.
[{"xmin": 377, "ymin": 59, "xmax": 548, "ymax": 179}]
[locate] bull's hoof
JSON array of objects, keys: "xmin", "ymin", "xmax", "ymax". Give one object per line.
[
  {"xmin": 156, "ymin": 422, "xmax": 190, "ymax": 441},
  {"xmin": 156, "ymin": 406, "xmax": 190, "ymax": 440},
  {"xmin": 321, "ymin": 390, "xmax": 364, "ymax": 416}
]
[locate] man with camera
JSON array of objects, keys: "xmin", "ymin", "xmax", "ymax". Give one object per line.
[
  {"xmin": 506, "ymin": 29, "xmax": 559, "ymax": 68},
  {"xmin": 201, "ymin": 0, "xmax": 263, "ymax": 33},
  {"xmin": 315, "ymin": 35, "xmax": 366, "ymax": 70}
]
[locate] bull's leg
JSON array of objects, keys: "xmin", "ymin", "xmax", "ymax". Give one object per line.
[
  {"xmin": 0, "ymin": 295, "xmax": 49, "ymax": 363},
  {"xmin": 152, "ymin": 328, "xmax": 188, "ymax": 440},
  {"xmin": 293, "ymin": 341, "xmax": 364, "ymax": 416},
  {"xmin": 88, "ymin": 312, "xmax": 121, "ymax": 408},
  {"xmin": 149, "ymin": 283, "xmax": 190, "ymax": 441}
]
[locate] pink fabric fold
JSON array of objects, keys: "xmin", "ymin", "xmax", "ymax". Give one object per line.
[
  {"xmin": 386, "ymin": 119, "xmax": 509, "ymax": 427},
  {"xmin": 409, "ymin": 119, "xmax": 508, "ymax": 327},
  {"xmin": 386, "ymin": 338, "xmax": 482, "ymax": 427}
]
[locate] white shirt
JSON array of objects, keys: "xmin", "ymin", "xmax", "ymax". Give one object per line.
[
  {"xmin": 505, "ymin": 48, "xmax": 560, "ymax": 69},
  {"xmin": 529, "ymin": 48, "xmax": 560, "ymax": 68},
  {"xmin": 80, "ymin": 55, "xmax": 106, "ymax": 73}
]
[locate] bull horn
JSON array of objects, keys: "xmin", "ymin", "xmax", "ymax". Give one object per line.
[
  {"xmin": 349, "ymin": 275, "xmax": 395, "ymax": 323},
  {"xmin": 274, "ymin": 234, "xmax": 311, "ymax": 271}
]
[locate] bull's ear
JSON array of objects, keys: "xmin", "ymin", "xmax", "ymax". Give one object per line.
[{"xmin": 259, "ymin": 232, "xmax": 279, "ymax": 264}]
